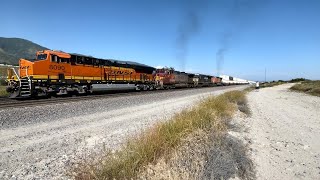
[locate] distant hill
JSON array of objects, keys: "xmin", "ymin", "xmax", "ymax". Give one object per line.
[{"xmin": 0, "ymin": 37, "xmax": 48, "ymax": 65}]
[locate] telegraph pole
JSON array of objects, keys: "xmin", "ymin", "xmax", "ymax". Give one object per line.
[{"xmin": 265, "ymin": 68, "xmax": 267, "ymax": 83}]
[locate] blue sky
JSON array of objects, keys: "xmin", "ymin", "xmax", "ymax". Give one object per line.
[{"xmin": 1, "ymin": 0, "xmax": 319, "ymax": 81}]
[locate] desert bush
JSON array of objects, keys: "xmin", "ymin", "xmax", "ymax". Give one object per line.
[{"xmin": 290, "ymin": 81, "xmax": 320, "ymax": 96}]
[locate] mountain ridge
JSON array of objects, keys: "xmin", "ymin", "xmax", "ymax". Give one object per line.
[{"xmin": 0, "ymin": 37, "xmax": 48, "ymax": 65}]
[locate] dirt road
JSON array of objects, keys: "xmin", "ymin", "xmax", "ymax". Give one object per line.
[{"xmin": 245, "ymin": 84, "xmax": 320, "ymax": 179}]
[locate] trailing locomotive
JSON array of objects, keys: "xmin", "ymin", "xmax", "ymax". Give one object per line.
[
  {"xmin": 154, "ymin": 67, "xmax": 221, "ymax": 89},
  {"xmin": 6, "ymin": 50, "xmax": 244, "ymax": 99}
]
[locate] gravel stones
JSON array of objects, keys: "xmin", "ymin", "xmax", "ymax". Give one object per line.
[{"xmin": 0, "ymin": 86, "xmax": 246, "ymax": 179}]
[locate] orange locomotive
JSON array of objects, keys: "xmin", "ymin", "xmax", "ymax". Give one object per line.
[
  {"xmin": 6, "ymin": 50, "xmax": 155, "ymax": 98},
  {"xmin": 154, "ymin": 67, "xmax": 221, "ymax": 89},
  {"xmin": 211, "ymin": 76, "xmax": 223, "ymax": 86},
  {"xmin": 155, "ymin": 67, "xmax": 190, "ymax": 89}
]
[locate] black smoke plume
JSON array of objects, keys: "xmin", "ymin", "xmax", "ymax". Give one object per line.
[
  {"xmin": 216, "ymin": 32, "xmax": 232, "ymax": 76},
  {"xmin": 176, "ymin": 0, "xmax": 206, "ymax": 71},
  {"xmin": 216, "ymin": 0, "xmax": 265, "ymax": 76}
]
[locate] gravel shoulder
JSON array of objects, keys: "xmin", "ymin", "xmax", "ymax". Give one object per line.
[
  {"xmin": 239, "ymin": 84, "xmax": 320, "ymax": 179},
  {"xmin": 0, "ymin": 86, "xmax": 245, "ymax": 179}
]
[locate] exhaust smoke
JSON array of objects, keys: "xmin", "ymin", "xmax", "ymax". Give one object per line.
[
  {"xmin": 176, "ymin": 0, "xmax": 207, "ymax": 71},
  {"xmin": 215, "ymin": 0, "xmax": 265, "ymax": 76}
]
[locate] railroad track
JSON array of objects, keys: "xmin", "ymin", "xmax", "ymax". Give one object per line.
[
  {"xmin": 0, "ymin": 92, "xmax": 141, "ymax": 109},
  {"xmin": 0, "ymin": 85, "xmax": 239, "ymax": 110}
]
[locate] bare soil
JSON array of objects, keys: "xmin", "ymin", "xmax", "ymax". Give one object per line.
[
  {"xmin": 241, "ymin": 83, "xmax": 320, "ymax": 179},
  {"xmin": 139, "ymin": 83, "xmax": 320, "ymax": 180}
]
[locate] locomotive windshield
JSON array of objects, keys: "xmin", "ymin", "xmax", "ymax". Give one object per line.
[{"xmin": 36, "ymin": 54, "xmax": 47, "ymax": 60}]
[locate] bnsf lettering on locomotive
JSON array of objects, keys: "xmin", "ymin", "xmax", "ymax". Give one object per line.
[
  {"xmin": 108, "ymin": 71, "xmax": 115, "ymax": 75},
  {"xmin": 107, "ymin": 70, "xmax": 132, "ymax": 75}
]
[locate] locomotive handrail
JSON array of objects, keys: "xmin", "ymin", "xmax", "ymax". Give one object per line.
[
  {"xmin": 25, "ymin": 67, "xmax": 32, "ymax": 90},
  {"xmin": 26, "ymin": 67, "xmax": 29, "ymax": 78},
  {"xmin": 11, "ymin": 67, "xmax": 21, "ymax": 84}
]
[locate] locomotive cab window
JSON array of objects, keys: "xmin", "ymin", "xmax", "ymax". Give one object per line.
[
  {"xmin": 51, "ymin": 55, "xmax": 58, "ymax": 63},
  {"xmin": 36, "ymin": 54, "xmax": 47, "ymax": 61}
]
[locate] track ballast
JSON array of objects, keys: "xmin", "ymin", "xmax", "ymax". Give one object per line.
[{"xmin": 0, "ymin": 86, "xmax": 239, "ymax": 110}]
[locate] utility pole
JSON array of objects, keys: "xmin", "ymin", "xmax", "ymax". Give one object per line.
[{"xmin": 265, "ymin": 68, "xmax": 267, "ymax": 83}]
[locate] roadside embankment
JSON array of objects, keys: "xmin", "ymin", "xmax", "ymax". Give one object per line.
[
  {"xmin": 290, "ymin": 80, "xmax": 320, "ymax": 96},
  {"xmin": 260, "ymin": 81, "xmax": 286, "ymax": 88},
  {"xmin": 237, "ymin": 83, "xmax": 320, "ymax": 179},
  {"xmin": 244, "ymin": 81, "xmax": 286, "ymax": 92},
  {"xmin": 72, "ymin": 90, "xmax": 255, "ymax": 180}
]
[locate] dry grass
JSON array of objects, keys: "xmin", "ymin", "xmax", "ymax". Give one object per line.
[
  {"xmin": 71, "ymin": 90, "xmax": 249, "ymax": 180},
  {"xmin": 290, "ymin": 81, "xmax": 320, "ymax": 96},
  {"xmin": 260, "ymin": 81, "xmax": 286, "ymax": 88},
  {"xmin": 139, "ymin": 129, "xmax": 255, "ymax": 180},
  {"xmin": 244, "ymin": 81, "xmax": 286, "ymax": 93},
  {"xmin": 0, "ymin": 86, "xmax": 8, "ymax": 97}
]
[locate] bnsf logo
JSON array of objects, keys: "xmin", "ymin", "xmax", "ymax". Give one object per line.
[
  {"xmin": 107, "ymin": 70, "xmax": 133, "ymax": 75},
  {"xmin": 49, "ymin": 65, "xmax": 65, "ymax": 71}
]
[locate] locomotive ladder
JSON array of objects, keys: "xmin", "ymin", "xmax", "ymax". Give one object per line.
[
  {"xmin": 9, "ymin": 67, "xmax": 31, "ymax": 97},
  {"xmin": 20, "ymin": 78, "xmax": 31, "ymax": 96},
  {"xmin": 20, "ymin": 67, "xmax": 32, "ymax": 97}
]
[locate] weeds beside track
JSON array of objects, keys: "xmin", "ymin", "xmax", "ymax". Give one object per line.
[
  {"xmin": 71, "ymin": 90, "xmax": 251, "ymax": 179},
  {"xmin": 0, "ymin": 86, "xmax": 8, "ymax": 97},
  {"xmin": 260, "ymin": 81, "xmax": 286, "ymax": 88},
  {"xmin": 290, "ymin": 81, "xmax": 320, "ymax": 96}
]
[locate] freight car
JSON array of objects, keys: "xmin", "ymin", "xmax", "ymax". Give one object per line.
[
  {"xmin": 220, "ymin": 75, "xmax": 248, "ymax": 85},
  {"xmin": 6, "ymin": 50, "xmax": 155, "ymax": 98}
]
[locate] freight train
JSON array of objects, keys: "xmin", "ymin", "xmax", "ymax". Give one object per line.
[
  {"xmin": 5, "ymin": 50, "xmax": 247, "ymax": 99},
  {"xmin": 220, "ymin": 75, "xmax": 249, "ymax": 85}
]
